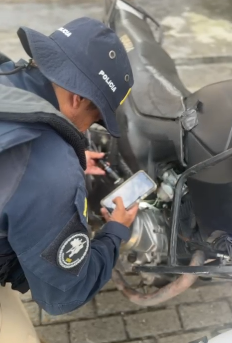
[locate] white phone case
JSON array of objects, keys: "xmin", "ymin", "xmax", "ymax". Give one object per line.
[{"xmin": 100, "ymin": 170, "xmax": 157, "ymax": 210}]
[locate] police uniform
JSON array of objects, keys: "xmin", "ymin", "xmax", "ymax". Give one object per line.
[{"xmin": 0, "ymin": 17, "xmax": 133, "ymax": 343}]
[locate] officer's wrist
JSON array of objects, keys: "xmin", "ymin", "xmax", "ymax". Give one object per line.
[{"xmin": 101, "ymin": 221, "xmax": 131, "ymax": 242}]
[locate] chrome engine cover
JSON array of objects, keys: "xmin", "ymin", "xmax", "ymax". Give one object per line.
[{"xmin": 122, "ymin": 205, "xmax": 168, "ymax": 265}]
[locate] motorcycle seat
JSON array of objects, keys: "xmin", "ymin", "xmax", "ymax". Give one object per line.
[{"xmin": 117, "ymin": 11, "xmax": 190, "ymax": 119}]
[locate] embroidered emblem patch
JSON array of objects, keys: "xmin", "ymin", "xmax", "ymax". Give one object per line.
[{"xmin": 57, "ymin": 233, "xmax": 89, "ymax": 269}]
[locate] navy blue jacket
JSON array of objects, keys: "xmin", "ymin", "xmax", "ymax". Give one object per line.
[{"xmin": 0, "ymin": 61, "xmax": 130, "ymax": 315}]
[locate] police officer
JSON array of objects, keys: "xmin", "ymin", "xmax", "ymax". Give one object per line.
[{"xmin": 0, "ymin": 17, "xmax": 138, "ymax": 343}]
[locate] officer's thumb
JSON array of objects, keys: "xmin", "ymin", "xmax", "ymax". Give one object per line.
[{"xmin": 101, "ymin": 207, "xmax": 111, "ymax": 222}]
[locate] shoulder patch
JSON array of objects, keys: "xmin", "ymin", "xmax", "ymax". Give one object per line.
[
  {"xmin": 41, "ymin": 212, "xmax": 90, "ymax": 275},
  {"xmin": 57, "ymin": 233, "xmax": 89, "ymax": 269}
]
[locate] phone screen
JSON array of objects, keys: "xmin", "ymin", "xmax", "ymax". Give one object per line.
[{"xmin": 101, "ymin": 171, "xmax": 156, "ymax": 212}]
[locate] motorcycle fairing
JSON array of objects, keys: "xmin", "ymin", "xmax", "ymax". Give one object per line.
[
  {"xmin": 116, "ymin": 96, "xmax": 186, "ymax": 172},
  {"xmin": 114, "ymin": 3, "xmax": 190, "ymax": 119},
  {"xmin": 104, "ymin": 1, "xmax": 190, "ymax": 169},
  {"xmin": 186, "ymin": 80, "xmax": 232, "ymax": 236}
]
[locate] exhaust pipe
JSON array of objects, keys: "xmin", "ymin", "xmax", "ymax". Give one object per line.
[{"xmin": 112, "ymin": 250, "xmax": 205, "ymax": 306}]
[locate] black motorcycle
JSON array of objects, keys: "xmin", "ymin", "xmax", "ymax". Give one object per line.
[{"xmin": 87, "ymin": 0, "xmax": 232, "ymax": 306}]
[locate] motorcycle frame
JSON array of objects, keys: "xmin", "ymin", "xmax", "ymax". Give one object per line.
[
  {"xmin": 135, "ymin": 148, "xmax": 232, "ymax": 276},
  {"xmin": 104, "ymin": 0, "xmax": 232, "ymax": 277}
]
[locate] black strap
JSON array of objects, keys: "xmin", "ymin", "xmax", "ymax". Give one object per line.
[
  {"xmin": 0, "ymin": 57, "xmax": 33, "ymax": 76},
  {"xmin": 0, "ymin": 65, "xmax": 25, "ymax": 76}
]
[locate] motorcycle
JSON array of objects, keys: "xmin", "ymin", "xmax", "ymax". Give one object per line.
[
  {"xmin": 209, "ymin": 330, "xmax": 232, "ymax": 343},
  {"xmin": 87, "ymin": 0, "xmax": 232, "ymax": 307}
]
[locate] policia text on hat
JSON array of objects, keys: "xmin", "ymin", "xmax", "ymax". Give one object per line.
[{"xmin": 0, "ymin": 18, "xmax": 138, "ymax": 343}]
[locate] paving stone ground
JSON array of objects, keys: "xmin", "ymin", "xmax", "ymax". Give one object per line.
[
  {"xmin": 2, "ymin": 0, "xmax": 232, "ymax": 342},
  {"xmin": 21, "ymin": 279, "xmax": 232, "ymax": 343}
]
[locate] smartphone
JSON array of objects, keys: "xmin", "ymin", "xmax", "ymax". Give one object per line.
[{"xmin": 100, "ymin": 170, "xmax": 157, "ymax": 213}]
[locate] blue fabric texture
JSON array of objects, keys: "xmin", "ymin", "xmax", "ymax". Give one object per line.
[{"xmin": 0, "ymin": 64, "xmax": 130, "ymax": 314}]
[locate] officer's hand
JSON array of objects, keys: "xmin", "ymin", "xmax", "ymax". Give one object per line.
[
  {"xmin": 101, "ymin": 197, "xmax": 139, "ymax": 228},
  {"xmin": 85, "ymin": 151, "xmax": 105, "ymax": 175}
]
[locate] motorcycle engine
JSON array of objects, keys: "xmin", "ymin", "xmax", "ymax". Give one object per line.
[{"xmin": 120, "ymin": 203, "xmax": 169, "ymax": 269}]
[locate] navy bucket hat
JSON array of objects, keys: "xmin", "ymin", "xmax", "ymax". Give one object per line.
[{"xmin": 17, "ymin": 17, "xmax": 134, "ymax": 137}]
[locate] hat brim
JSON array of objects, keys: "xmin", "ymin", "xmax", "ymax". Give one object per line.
[{"xmin": 17, "ymin": 27, "xmax": 120, "ymax": 138}]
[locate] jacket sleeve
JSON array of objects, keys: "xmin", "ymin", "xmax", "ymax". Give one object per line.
[{"xmin": 3, "ymin": 127, "xmax": 130, "ymax": 315}]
